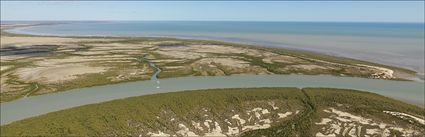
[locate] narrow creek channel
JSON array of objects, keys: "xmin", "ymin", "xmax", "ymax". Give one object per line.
[
  {"xmin": 148, "ymin": 62, "xmax": 162, "ymax": 88},
  {"xmin": 137, "ymin": 55, "xmax": 162, "ymax": 88}
]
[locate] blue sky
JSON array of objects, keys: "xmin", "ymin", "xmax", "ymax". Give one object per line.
[{"xmin": 1, "ymin": 1, "xmax": 424, "ymax": 23}]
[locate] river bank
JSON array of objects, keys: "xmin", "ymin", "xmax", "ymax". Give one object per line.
[
  {"xmin": 1, "ymin": 74, "xmax": 424, "ymax": 125},
  {"xmin": 2, "ymin": 87, "xmax": 424, "ymax": 136}
]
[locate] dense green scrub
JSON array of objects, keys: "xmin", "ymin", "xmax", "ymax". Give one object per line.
[{"xmin": 1, "ymin": 88, "xmax": 423, "ymax": 136}]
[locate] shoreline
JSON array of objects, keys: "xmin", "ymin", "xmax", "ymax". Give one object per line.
[
  {"xmin": 1, "ymin": 32, "xmax": 419, "ymax": 82},
  {"xmin": 3, "ymin": 23, "xmax": 423, "ymax": 81},
  {"xmin": 1, "ymin": 74, "xmax": 424, "ymax": 125},
  {"xmin": 1, "ymin": 23, "xmax": 423, "ymax": 103}
]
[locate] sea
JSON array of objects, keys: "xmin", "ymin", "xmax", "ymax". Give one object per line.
[{"xmin": 7, "ymin": 21, "xmax": 425, "ymax": 77}]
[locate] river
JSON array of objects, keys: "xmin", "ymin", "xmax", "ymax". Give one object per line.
[{"xmin": 1, "ymin": 74, "xmax": 423, "ymax": 125}]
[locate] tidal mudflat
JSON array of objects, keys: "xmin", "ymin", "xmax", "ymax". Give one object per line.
[
  {"xmin": 9, "ymin": 21, "xmax": 424, "ymax": 77},
  {"xmin": 1, "ymin": 27, "xmax": 417, "ymax": 102}
]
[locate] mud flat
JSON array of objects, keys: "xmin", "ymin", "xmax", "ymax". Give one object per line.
[{"xmin": 1, "ymin": 29, "xmax": 420, "ymax": 102}]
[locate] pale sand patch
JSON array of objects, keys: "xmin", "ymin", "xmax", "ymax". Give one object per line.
[
  {"xmin": 87, "ymin": 43, "xmax": 153, "ymax": 50},
  {"xmin": 106, "ymin": 49, "xmax": 144, "ymax": 54},
  {"xmin": 154, "ymin": 50, "xmax": 207, "ymax": 59},
  {"xmin": 1, "ymin": 36, "xmax": 114, "ymax": 47},
  {"xmin": 268, "ymin": 101, "xmax": 279, "ymax": 110},
  {"xmin": 366, "ymin": 128, "xmax": 380, "ymax": 135},
  {"xmin": 254, "ymin": 112, "xmax": 261, "ymax": 119},
  {"xmin": 190, "ymin": 45, "xmax": 260, "ymax": 54},
  {"xmin": 163, "ymin": 66, "xmax": 186, "ymax": 70},
  {"xmin": 0, "ymin": 55, "xmax": 28, "ymax": 61},
  {"xmin": 0, "ymin": 65, "xmax": 13, "ymax": 71},
  {"xmin": 150, "ymin": 59, "xmax": 184, "ymax": 63},
  {"xmin": 260, "ymin": 118, "xmax": 272, "ymax": 124},
  {"xmin": 232, "ymin": 114, "xmax": 246, "ymax": 125},
  {"xmin": 71, "ymin": 51, "xmax": 113, "ymax": 55},
  {"xmin": 192, "ymin": 121, "xmax": 203, "ymax": 131},
  {"xmin": 289, "ymin": 64, "xmax": 328, "ymax": 71},
  {"xmin": 316, "ymin": 108, "xmax": 422, "ymax": 137},
  {"xmin": 277, "ymin": 112, "xmax": 293, "ymax": 119},
  {"xmin": 261, "ymin": 109, "xmax": 270, "ymax": 114},
  {"xmin": 316, "ymin": 132, "xmax": 336, "ymax": 137},
  {"xmin": 315, "ymin": 118, "xmax": 332, "ymax": 125},
  {"xmin": 177, "ymin": 124, "xmax": 198, "ymax": 136},
  {"xmin": 262, "ymin": 55, "xmax": 301, "ymax": 64},
  {"xmin": 156, "ymin": 43, "xmax": 273, "ymax": 57},
  {"xmin": 348, "ymin": 125, "xmax": 358, "ymax": 137},
  {"xmin": 241, "ymin": 123, "xmax": 271, "ymax": 131},
  {"xmin": 226, "ymin": 126, "xmax": 239, "ymax": 135},
  {"xmin": 204, "ymin": 121, "xmax": 226, "ymax": 136},
  {"xmin": 383, "ymin": 111, "xmax": 425, "ymax": 125},
  {"xmin": 16, "ymin": 64, "xmax": 107, "ymax": 84},
  {"xmin": 204, "ymin": 120, "xmax": 212, "ymax": 131},
  {"xmin": 357, "ymin": 64, "xmax": 394, "ymax": 79},
  {"xmin": 159, "ymin": 44, "xmax": 278, "ymax": 58},
  {"xmin": 251, "ymin": 108, "xmax": 263, "ymax": 112},
  {"xmin": 328, "ymin": 108, "xmax": 373, "ymax": 125},
  {"xmin": 0, "ymin": 71, "xmax": 19, "ymax": 93},
  {"xmin": 35, "ymin": 55, "xmax": 134, "ymax": 65},
  {"xmin": 56, "ymin": 49, "xmax": 76, "ymax": 53},
  {"xmin": 150, "ymin": 41, "xmax": 185, "ymax": 46},
  {"xmin": 103, "ymin": 60, "xmax": 133, "ymax": 63},
  {"xmin": 146, "ymin": 131, "xmax": 170, "ymax": 137},
  {"xmin": 197, "ymin": 58, "xmax": 250, "ymax": 68}
]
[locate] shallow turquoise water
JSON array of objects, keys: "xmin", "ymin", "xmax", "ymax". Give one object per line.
[{"xmin": 8, "ymin": 21, "xmax": 425, "ymax": 75}]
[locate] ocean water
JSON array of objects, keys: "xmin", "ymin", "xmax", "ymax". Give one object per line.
[{"xmin": 8, "ymin": 21, "xmax": 425, "ymax": 75}]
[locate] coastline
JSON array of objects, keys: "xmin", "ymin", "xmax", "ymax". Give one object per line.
[
  {"xmin": 3, "ymin": 22, "xmax": 423, "ymax": 81},
  {"xmin": 1, "ymin": 22, "xmax": 423, "ymax": 103},
  {"xmin": 1, "ymin": 22, "xmax": 424, "ymax": 136},
  {"xmin": 1, "ymin": 26, "xmax": 420, "ymax": 82}
]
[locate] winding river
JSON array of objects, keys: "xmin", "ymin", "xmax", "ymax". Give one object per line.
[{"xmin": 1, "ymin": 74, "xmax": 424, "ymax": 125}]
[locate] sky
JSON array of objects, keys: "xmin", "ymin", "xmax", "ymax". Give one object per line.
[{"xmin": 1, "ymin": 1, "xmax": 424, "ymax": 23}]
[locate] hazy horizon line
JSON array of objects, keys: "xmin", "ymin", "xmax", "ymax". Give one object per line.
[{"xmin": 1, "ymin": 20, "xmax": 424, "ymax": 24}]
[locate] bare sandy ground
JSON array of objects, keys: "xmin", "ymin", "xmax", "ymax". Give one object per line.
[
  {"xmin": 147, "ymin": 101, "xmax": 298, "ymax": 137},
  {"xmin": 0, "ymin": 34, "xmax": 411, "ymax": 101},
  {"xmin": 315, "ymin": 108, "xmax": 423, "ymax": 137},
  {"xmin": 262, "ymin": 55, "xmax": 304, "ymax": 64},
  {"xmin": 0, "ymin": 66, "xmax": 12, "ymax": 71},
  {"xmin": 289, "ymin": 65, "xmax": 328, "ymax": 71},
  {"xmin": 0, "ymin": 36, "xmax": 115, "ymax": 47},
  {"xmin": 197, "ymin": 58, "xmax": 250, "ymax": 68},
  {"xmin": 154, "ymin": 50, "xmax": 207, "ymax": 59},
  {"xmin": 16, "ymin": 64, "xmax": 107, "ymax": 84}
]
